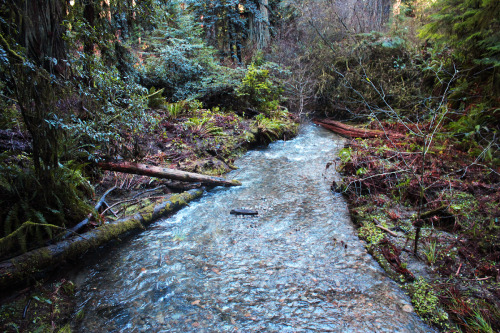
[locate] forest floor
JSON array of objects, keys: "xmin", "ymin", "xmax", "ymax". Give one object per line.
[
  {"xmin": 333, "ymin": 120, "xmax": 500, "ymax": 332},
  {"xmin": 0, "ymin": 108, "xmax": 299, "ymax": 332}
]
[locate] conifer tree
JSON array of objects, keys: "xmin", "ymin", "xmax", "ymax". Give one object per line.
[{"xmin": 420, "ymin": 0, "xmax": 499, "ymax": 91}]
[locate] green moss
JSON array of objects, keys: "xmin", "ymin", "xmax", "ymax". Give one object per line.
[
  {"xmin": 407, "ymin": 277, "xmax": 449, "ymax": 325},
  {"xmin": 359, "ymin": 222, "xmax": 385, "ymax": 245}
]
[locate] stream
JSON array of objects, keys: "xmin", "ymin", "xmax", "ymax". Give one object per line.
[{"xmin": 72, "ymin": 123, "xmax": 433, "ymax": 332}]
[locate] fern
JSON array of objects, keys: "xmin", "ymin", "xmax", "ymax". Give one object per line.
[
  {"xmin": 0, "ymin": 157, "xmax": 93, "ymax": 258},
  {"xmin": 184, "ymin": 115, "xmax": 225, "ymax": 137},
  {"xmin": 254, "ymin": 114, "xmax": 285, "ymax": 142}
]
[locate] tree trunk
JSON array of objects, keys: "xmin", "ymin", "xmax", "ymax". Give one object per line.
[
  {"xmin": 98, "ymin": 161, "xmax": 242, "ymax": 187},
  {"xmin": 0, "ymin": 189, "xmax": 204, "ymax": 290},
  {"xmin": 312, "ymin": 119, "xmax": 405, "ymax": 139},
  {"xmin": 249, "ymin": 0, "xmax": 270, "ymax": 49},
  {"xmin": 16, "ymin": 0, "xmax": 68, "ymax": 74}
]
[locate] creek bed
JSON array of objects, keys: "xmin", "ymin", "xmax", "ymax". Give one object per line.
[{"xmin": 72, "ymin": 123, "xmax": 433, "ymax": 332}]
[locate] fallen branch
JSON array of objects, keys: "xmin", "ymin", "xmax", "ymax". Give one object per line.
[
  {"xmin": 132, "ymin": 186, "xmax": 167, "ymax": 199},
  {"xmin": 0, "ymin": 188, "xmax": 204, "ymax": 290},
  {"xmin": 375, "ymin": 224, "xmax": 399, "ymax": 237},
  {"xmin": 98, "ymin": 161, "xmax": 241, "ymax": 187},
  {"xmin": 420, "ymin": 205, "xmax": 449, "ymax": 220},
  {"xmin": 60, "ymin": 186, "xmax": 116, "ymax": 240},
  {"xmin": 374, "ymin": 218, "xmax": 399, "ymax": 237},
  {"xmin": 313, "ymin": 118, "xmax": 405, "ymax": 139}
]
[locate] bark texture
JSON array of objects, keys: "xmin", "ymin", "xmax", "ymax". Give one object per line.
[
  {"xmin": 0, "ymin": 189, "xmax": 204, "ymax": 289},
  {"xmin": 98, "ymin": 161, "xmax": 242, "ymax": 187},
  {"xmin": 313, "ymin": 119, "xmax": 405, "ymax": 139}
]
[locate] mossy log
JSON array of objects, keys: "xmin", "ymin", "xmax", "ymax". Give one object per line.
[
  {"xmin": 0, "ymin": 188, "xmax": 204, "ymax": 290},
  {"xmin": 98, "ymin": 161, "xmax": 241, "ymax": 187},
  {"xmin": 313, "ymin": 119, "xmax": 405, "ymax": 139}
]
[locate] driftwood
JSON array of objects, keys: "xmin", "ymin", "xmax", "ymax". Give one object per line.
[
  {"xmin": 313, "ymin": 119, "xmax": 404, "ymax": 139},
  {"xmin": 98, "ymin": 161, "xmax": 241, "ymax": 187},
  {"xmin": 0, "ymin": 188, "xmax": 204, "ymax": 290},
  {"xmin": 230, "ymin": 209, "xmax": 258, "ymax": 216}
]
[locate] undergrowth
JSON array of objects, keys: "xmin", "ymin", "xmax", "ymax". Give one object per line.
[{"xmin": 336, "ymin": 121, "xmax": 500, "ymax": 332}]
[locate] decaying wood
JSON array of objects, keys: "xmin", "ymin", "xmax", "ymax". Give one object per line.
[
  {"xmin": 98, "ymin": 161, "xmax": 241, "ymax": 187},
  {"xmin": 0, "ymin": 188, "xmax": 204, "ymax": 290},
  {"xmin": 312, "ymin": 119, "xmax": 405, "ymax": 139},
  {"xmin": 60, "ymin": 186, "xmax": 117, "ymax": 240},
  {"xmin": 419, "ymin": 205, "xmax": 449, "ymax": 220}
]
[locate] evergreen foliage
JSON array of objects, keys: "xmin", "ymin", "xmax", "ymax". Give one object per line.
[
  {"xmin": 420, "ymin": 0, "xmax": 500, "ymax": 97},
  {"xmin": 236, "ymin": 61, "xmax": 284, "ymax": 114},
  {"xmin": 142, "ymin": 1, "xmax": 242, "ymax": 101},
  {"xmin": 187, "ymin": 0, "xmax": 254, "ymax": 59},
  {"xmin": 420, "ymin": 0, "xmax": 500, "ymax": 68}
]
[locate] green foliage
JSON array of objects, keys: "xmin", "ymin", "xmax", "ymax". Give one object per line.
[
  {"xmin": 147, "ymin": 87, "xmax": 166, "ymax": 109},
  {"xmin": 236, "ymin": 62, "xmax": 284, "ymax": 114},
  {"xmin": 313, "ymin": 32, "xmax": 428, "ymax": 119},
  {"xmin": 66, "ymin": 53, "xmax": 152, "ymax": 160},
  {"xmin": 468, "ymin": 309, "xmax": 495, "ymax": 333},
  {"xmin": 166, "ymin": 101, "xmax": 187, "ymax": 119},
  {"xmin": 141, "ymin": 2, "xmax": 223, "ymax": 101},
  {"xmin": 358, "ymin": 222, "xmax": 385, "ymax": 245},
  {"xmin": 186, "ymin": 0, "xmax": 266, "ymax": 56},
  {"xmin": 447, "ymin": 103, "xmax": 499, "ymax": 163},
  {"xmin": 338, "ymin": 147, "xmax": 353, "ymax": 163},
  {"xmin": 0, "ymin": 157, "xmax": 93, "ymax": 257},
  {"xmin": 184, "ymin": 113, "xmax": 225, "ymax": 138},
  {"xmin": 407, "ymin": 277, "xmax": 448, "ymax": 325},
  {"xmin": 423, "ymin": 240, "xmax": 438, "ymax": 265},
  {"xmin": 419, "ymin": 0, "xmax": 500, "ymax": 69},
  {"xmin": 253, "ymin": 114, "xmax": 285, "ymax": 142}
]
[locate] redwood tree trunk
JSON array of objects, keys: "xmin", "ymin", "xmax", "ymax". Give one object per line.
[{"xmin": 17, "ymin": 0, "xmax": 68, "ymax": 74}]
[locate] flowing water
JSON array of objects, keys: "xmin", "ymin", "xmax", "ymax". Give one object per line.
[{"xmin": 72, "ymin": 124, "xmax": 433, "ymax": 332}]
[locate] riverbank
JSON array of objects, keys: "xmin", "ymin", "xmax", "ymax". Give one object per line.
[
  {"xmin": 69, "ymin": 124, "xmax": 430, "ymax": 332},
  {"xmin": 0, "ymin": 108, "xmax": 299, "ymax": 332},
  {"xmin": 332, "ymin": 120, "xmax": 499, "ymax": 332}
]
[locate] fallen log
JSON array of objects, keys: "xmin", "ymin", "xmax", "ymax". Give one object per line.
[
  {"xmin": 60, "ymin": 186, "xmax": 117, "ymax": 240},
  {"xmin": 98, "ymin": 161, "xmax": 241, "ymax": 187},
  {"xmin": 312, "ymin": 119, "xmax": 405, "ymax": 139},
  {"xmin": 0, "ymin": 188, "xmax": 204, "ymax": 290}
]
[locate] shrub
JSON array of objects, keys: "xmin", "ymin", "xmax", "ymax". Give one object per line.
[{"xmin": 236, "ymin": 62, "xmax": 284, "ymax": 114}]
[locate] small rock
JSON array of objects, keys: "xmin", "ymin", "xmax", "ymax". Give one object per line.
[{"xmin": 402, "ymin": 304, "xmax": 414, "ymax": 313}]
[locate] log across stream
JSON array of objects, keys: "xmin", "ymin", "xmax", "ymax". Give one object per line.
[{"xmin": 71, "ymin": 123, "xmax": 433, "ymax": 332}]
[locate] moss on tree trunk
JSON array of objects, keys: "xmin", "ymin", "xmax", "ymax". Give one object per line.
[{"xmin": 0, "ymin": 188, "xmax": 204, "ymax": 289}]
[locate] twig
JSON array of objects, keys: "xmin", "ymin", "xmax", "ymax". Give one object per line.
[
  {"xmin": 373, "ymin": 218, "xmax": 399, "ymax": 237},
  {"xmin": 456, "ymin": 263, "xmax": 463, "ymax": 276},
  {"xmin": 375, "ymin": 224, "xmax": 399, "ymax": 237},
  {"xmin": 132, "ymin": 185, "xmax": 166, "ymax": 199},
  {"xmin": 101, "ymin": 195, "xmax": 168, "ymax": 216},
  {"xmin": 474, "ymin": 276, "xmax": 491, "ymax": 281},
  {"xmin": 101, "ymin": 198, "xmax": 141, "ymax": 216},
  {"xmin": 22, "ymin": 298, "xmax": 31, "ymax": 319},
  {"xmin": 102, "ymin": 201, "xmax": 118, "ymax": 217}
]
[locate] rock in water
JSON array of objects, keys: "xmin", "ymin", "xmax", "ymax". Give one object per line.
[{"xmin": 230, "ymin": 209, "xmax": 258, "ymax": 216}]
